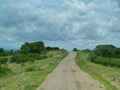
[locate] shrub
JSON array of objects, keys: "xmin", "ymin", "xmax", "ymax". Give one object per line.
[
  {"xmin": 94, "ymin": 45, "xmax": 120, "ymax": 58},
  {"xmin": 26, "ymin": 67, "xmax": 36, "ymax": 72},
  {"xmin": 10, "ymin": 55, "xmax": 31, "ymax": 63},
  {"xmin": 9, "ymin": 54, "xmax": 48, "ymax": 64},
  {"xmin": 10, "ymin": 55, "xmax": 21, "ymax": 63},
  {"xmin": 89, "ymin": 54, "xmax": 120, "ymax": 68},
  {"xmin": 89, "ymin": 53, "xmax": 97, "ymax": 62},
  {"xmin": 0, "ymin": 57, "xmax": 8, "ymax": 64}
]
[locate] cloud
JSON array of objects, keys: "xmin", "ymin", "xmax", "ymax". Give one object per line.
[{"xmin": 0, "ymin": 0, "xmax": 120, "ymax": 50}]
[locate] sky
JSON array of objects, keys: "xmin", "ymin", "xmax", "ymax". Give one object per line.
[{"xmin": 0, "ymin": 0, "xmax": 120, "ymax": 50}]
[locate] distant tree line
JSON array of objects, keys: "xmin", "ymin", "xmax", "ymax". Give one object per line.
[
  {"xmin": 45, "ymin": 46, "xmax": 60, "ymax": 51},
  {"xmin": 0, "ymin": 48, "xmax": 16, "ymax": 56},
  {"xmin": 0, "ymin": 41, "xmax": 64, "ymax": 55},
  {"xmin": 0, "ymin": 41, "xmax": 65, "ymax": 64},
  {"xmin": 0, "ymin": 41, "xmax": 66, "ymax": 73},
  {"xmin": 20, "ymin": 41, "xmax": 64, "ymax": 54}
]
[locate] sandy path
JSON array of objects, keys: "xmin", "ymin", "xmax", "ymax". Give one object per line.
[{"xmin": 37, "ymin": 52, "xmax": 106, "ymax": 90}]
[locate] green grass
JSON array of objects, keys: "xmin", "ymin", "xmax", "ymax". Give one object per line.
[
  {"xmin": 76, "ymin": 51, "xmax": 120, "ymax": 90},
  {"xmin": 0, "ymin": 51, "xmax": 68, "ymax": 90}
]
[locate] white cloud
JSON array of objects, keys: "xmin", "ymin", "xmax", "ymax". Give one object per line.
[{"xmin": 0, "ymin": 0, "xmax": 120, "ymax": 50}]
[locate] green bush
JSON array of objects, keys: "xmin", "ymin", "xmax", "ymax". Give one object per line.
[
  {"xmin": 0, "ymin": 52, "xmax": 9, "ymax": 56},
  {"xmin": 9, "ymin": 55, "xmax": 25, "ymax": 63},
  {"xmin": 90, "ymin": 45, "xmax": 120, "ymax": 68},
  {"xmin": 9, "ymin": 54, "xmax": 48, "ymax": 64},
  {"xmin": 89, "ymin": 54, "xmax": 120, "ymax": 68},
  {"xmin": 0, "ymin": 57, "xmax": 8, "ymax": 64},
  {"xmin": 89, "ymin": 53, "xmax": 97, "ymax": 62},
  {"xmin": 26, "ymin": 67, "xmax": 36, "ymax": 72},
  {"xmin": 94, "ymin": 45, "xmax": 120, "ymax": 58},
  {"xmin": 10, "ymin": 55, "xmax": 32, "ymax": 63}
]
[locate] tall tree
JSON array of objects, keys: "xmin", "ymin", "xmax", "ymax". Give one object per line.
[{"xmin": 20, "ymin": 41, "xmax": 45, "ymax": 53}]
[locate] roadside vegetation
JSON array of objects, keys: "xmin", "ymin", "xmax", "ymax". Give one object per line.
[
  {"xmin": 0, "ymin": 41, "xmax": 68, "ymax": 90},
  {"xmin": 89, "ymin": 45, "xmax": 120, "ymax": 68},
  {"xmin": 76, "ymin": 45, "xmax": 120, "ymax": 90}
]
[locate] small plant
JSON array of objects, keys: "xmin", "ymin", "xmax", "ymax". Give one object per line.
[{"xmin": 26, "ymin": 67, "xmax": 36, "ymax": 72}]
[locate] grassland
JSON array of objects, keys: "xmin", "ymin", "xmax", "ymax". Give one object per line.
[
  {"xmin": 76, "ymin": 51, "xmax": 120, "ymax": 90},
  {"xmin": 0, "ymin": 51, "xmax": 68, "ymax": 90}
]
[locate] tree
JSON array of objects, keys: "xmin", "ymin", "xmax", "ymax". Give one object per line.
[
  {"xmin": 20, "ymin": 42, "xmax": 30, "ymax": 53},
  {"xmin": 46, "ymin": 46, "xmax": 50, "ymax": 50},
  {"xmin": 94, "ymin": 45, "xmax": 119, "ymax": 57},
  {"xmin": 20, "ymin": 41, "xmax": 45, "ymax": 53},
  {"xmin": 46, "ymin": 46, "xmax": 60, "ymax": 51},
  {"xmin": 0, "ymin": 48, "xmax": 4, "ymax": 53},
  {"xmin": 73, "ymin": 48, "xmax": 79, "ymax": 51}
]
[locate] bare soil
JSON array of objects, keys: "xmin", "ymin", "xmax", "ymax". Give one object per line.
[{"xmin": 37, "ymin": 52, "xmax": 106, "ymax": 90}]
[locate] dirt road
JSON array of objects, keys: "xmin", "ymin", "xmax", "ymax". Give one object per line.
[{"xmin": 37, "ymin": 52, "xmax": 106, "ymax": 90}]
